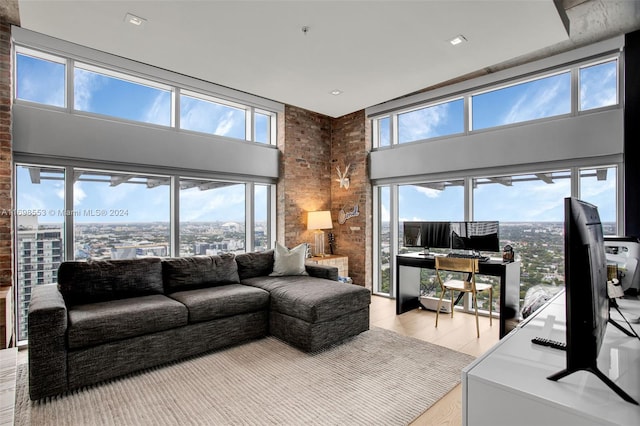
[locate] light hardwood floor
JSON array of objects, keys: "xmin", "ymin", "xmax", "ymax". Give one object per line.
[
  {"xmin": 369, "ymin": 295, "xmax": 499, "ymax": 426},
  {"xmin": 17, "ymin": 295, "xmax": 498, "ymax": 425}
]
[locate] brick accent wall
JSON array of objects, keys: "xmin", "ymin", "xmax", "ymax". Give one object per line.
[
  {"xmin": 278, "ymin": 105, "xmax": 333, "ymax": 247},
  {"xmin": 331, "ymin": 111, "xmax": 371, "ymax": 289},
  {"xmin": 278, "ymin": 106, "xmax": 371, "ymax": 289},
  {"xmin": 0, "ymin": 23, "xmax": 12, "ymax": 289}
]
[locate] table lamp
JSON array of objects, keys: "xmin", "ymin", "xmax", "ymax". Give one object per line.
[{"xmin": 307, "ymin": 210, "xmax": 333, "ymax": 257}]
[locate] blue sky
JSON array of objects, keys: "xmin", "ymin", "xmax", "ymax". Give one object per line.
[{"xmin": 15, "ymin": 53, "xmax": 618, "ymax": 225}]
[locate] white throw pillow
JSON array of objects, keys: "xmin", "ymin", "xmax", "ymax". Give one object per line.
[{"xmin": 269, "ymin": 241, "xmax": 309, "ymax": 276}]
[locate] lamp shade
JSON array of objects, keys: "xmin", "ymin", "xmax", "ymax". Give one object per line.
[{"xmin": 307, "ymin": 210, "xmax": 333, "ymax": 230}]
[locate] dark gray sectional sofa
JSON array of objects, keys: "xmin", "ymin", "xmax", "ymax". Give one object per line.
[{"xmin": 28, "ymin": 250, "xmax": 371, "ymax": 400}]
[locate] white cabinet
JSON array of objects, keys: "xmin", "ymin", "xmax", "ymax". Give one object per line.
[{"xmin": 463, "ymin": 291, "xmax": 640, "ymax": 426}]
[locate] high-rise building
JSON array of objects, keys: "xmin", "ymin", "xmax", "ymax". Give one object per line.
[{"xmin": 15, "ymin": 215, "xmax": 63, "ymax": 341}]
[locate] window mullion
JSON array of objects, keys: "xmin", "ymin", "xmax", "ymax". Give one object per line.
[
  {"xmin": 571, "ymin": 67, "xmax": 579, "ymax": 115},
  {"xmin": 390, "ymin": 184, "xmax": 399, "ymax": 297},
  {"xmin": 465, "ymin": 95, "xmax": 471, "ymax": 133},
  {"xmin": 64, "ymin": 166, "xmax": 74, "ymax": 260},
  {"xmin": 246, "ymin": 183, "xmax": 254, "ymax": 251},
  {"xmin": 67, "ymin": 59, "xmax": 74, "ymax": 113},
  {"xmin": 247, "ymin": 107, "xmax": 254, "ymax": 142},
  {"xmin": 173, "ymin": 88, "xmax": 180, "ymax": 129},
  {"xmin": 171, "ymin": 175, "xmax": 180, "ymax": 257},
  {"xmin": 391, "ymin": 113, "xmax": 398, "ymax": 146}
]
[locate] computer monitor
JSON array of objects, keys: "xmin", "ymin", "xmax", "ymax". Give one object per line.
[
  {"xmin": 450, "ymin": 221, "xmax": 500, "ymax": 253},
  {"xmin": 403, "ymin": 221, "xmax": 451, "ymax": 255}
]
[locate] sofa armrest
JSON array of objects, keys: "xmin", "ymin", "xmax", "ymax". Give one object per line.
[
  {"xmin": 305, "ymin": 264, "xmax": 339, "ymax": 281},
  {"xmin": 28, "ymin": 284, "xmax": 69, "ymax": 399}
]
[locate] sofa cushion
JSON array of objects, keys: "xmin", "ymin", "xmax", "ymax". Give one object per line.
[
  {"xmin": 162, "ymin": 254, "xmax": 240, "ymax": 293},
  {"xmin": 243, "ymin": 275, "xmax": 371, "ymax": 323},
  {"xmin": 241, "ymin": 275, "xmax": 303, "ymax": 292},
  {"xmin": 168, "ymin": 284, "xmax": 269, "ymax": 323},
  {"xmin": 58, "ymin": 258, "xmax": 164, "ymax": 306},
  {"xmin": 67, "ymin": 295, "xmax": 188, "ymax": 349},
  {"xmin": 235, "ymin": 250, "xmax": 274, "ymax": 280},
  {"xmin": 270, "ymin": 242, "xmax": 308, "ymax": 276}
]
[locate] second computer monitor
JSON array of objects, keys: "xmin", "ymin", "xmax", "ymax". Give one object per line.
[
  {"xmin": 403, "ymin": 221, "xmax": 451, "ymax": 251},
  {"xmin": 450, "ymin": 221, "xmax": 500, "ymax": 253}
]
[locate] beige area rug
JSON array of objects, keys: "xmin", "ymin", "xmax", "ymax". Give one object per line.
[{"xmin": 15, "ymin": 327, "xmax": 475, "ymax": 425}]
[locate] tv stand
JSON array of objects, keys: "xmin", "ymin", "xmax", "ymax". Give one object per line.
[
  {"xmin": 548, "ymin": 364, "xmax": 638, "ymax": 405},
  {"xmin": 463, "ymin": 290, "xmax": 640, "ymax": 425},
  {"xmin": 609, "ymin": 317, "xmax": 635, "ymax": 337}
]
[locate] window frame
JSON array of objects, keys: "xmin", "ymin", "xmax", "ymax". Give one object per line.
[
  {"xmin": 372, "ymin": 162, "xmax": 623, "ymax": 299},
  {"xmin": 395, "ymin": 96, "xmax": 466, "ymax": 145},
  {"xmin": 469, "ymin": 68, "xmax": 573, "ymax": 132},
  {"xmin": 14, "ymin": 46, "xmax": 68, "ymax": 110},
  {"xmin": 13, "ymin": 160, "xmax": 276, "ymax": 344},
  {"xmin": 179, "ymin": 89, "xmax": 249, "ymax": 140},
  {"xmin": 370, "ymin": 48, "xmax": 622, "ymax": 149},
  {"xmin": 577, "ymin": 56, "xmax": 620, "ymax": 114},
  {"xmin": 12, "ymin": 31, "xmax": 281, "ymax": 146}
]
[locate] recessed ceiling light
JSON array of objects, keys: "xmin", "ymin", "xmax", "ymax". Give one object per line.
[
  {"xmin": 449, "ymin": 35, "xmax": 467, "ymax": 46},
  {"xmin": 125, "ymin": 12, "xmax": 147, "ymax": 27},
  {"xmin": 330, "ymin": 90, "xmax": 342, "ymax": 96}
]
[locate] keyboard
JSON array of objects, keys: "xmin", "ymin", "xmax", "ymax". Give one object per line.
[{"xmin": 446, "ymin": 252, "xmax": 490, "ymax": 262}]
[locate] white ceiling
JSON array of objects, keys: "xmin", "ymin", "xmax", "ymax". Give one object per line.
[{"xmin": 17, "ymin": 1, "xmax": 574, "ymax": 117}]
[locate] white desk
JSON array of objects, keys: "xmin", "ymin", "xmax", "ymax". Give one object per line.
[{"xmin": 463, "ymin": 291, "xmax": 640, "ymax": 426}]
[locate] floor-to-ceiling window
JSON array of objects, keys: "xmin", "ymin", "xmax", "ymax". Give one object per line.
[
  {"xmin": 369, "ymin": 40, "xmax": 623, "ymax": 307},
  {"xmin": 12, "ymin": 30, "xmax": 280, "ymax": 343},
  {"xmin": 398, "ymin": 181, "xmax": 464, "ymax": 298},
  {"xmin": 179, "ymin": 179, "xmax": 246, "ymax": 256},
  {"xmin": 473, "ymin": 171, "xmax": 572, "ymax": 312},
  {"xmin": 374, "ymin": 186, "xmax": 392, "ymax": 294},
  {"xmin": 73, "ymin": 170, "xmax": 172, "ymax": 260},
  {"xmin": 14, "ymin": 164, "xmax": 274, "ymax": 343},
  {"xmin": 254, "ymin": 184, "xmax": 272, "ymax": 252},
  {"xmin": 374, "ymin": 167, "xmax": 620, "ymax": 310},
  {"xmin": 14, "ymin": 165, "xmax": 65, "ymax": 341}
]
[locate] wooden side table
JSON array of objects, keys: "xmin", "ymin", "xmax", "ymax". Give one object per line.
[
  {"xmin": 306, "ymin": 254, "xmax": 348, "ymax": 278},
  {"xmin": 0, "ymin": 289, "xmax": 11, "ymax": 349}
]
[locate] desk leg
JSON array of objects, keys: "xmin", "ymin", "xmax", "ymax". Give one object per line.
[
  {"xmin": 500, "ymin": 262, "xmax": 521, "ymax": 338},
  {"xmin": 396, "ymin": 265, "xmax": 421, "ymax": 314}
]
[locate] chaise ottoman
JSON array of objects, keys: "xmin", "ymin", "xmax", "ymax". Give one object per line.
[{"xmin": 242, "ymin": 275, "xmax": 371, "ymax": 352}]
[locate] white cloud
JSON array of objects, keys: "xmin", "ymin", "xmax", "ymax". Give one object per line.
[
  {"xmin": 74, "ymin": 69, "xmax": 103, "ymax": 111},
  {"xmin": 474, "ymin": 177, "xmax": 571, "ymax": 222},
  {"xmin": 180, "ymin": 97, "xmax": 245, "ymax": 138},
  {"xmin": 381, "ymin": 203, "xmax": 390, "ymax": 222},
  {"xmin": 398, "ymin": 102, "xmax": 451, "ymax": 142},
  {"xmin": 180, "ymin": 186, "xmax": 245, "ymax": 222},
  {"xmin": 71, "ymin": 183, "xmax": 87, "ymax": 205},
  {"xmin": 580, "ymin": 64, "xmax": 617, "ymax": 110},
  {"xmin": 20, "ymin": 75, "xmax": 65, "ymax": 107},
  {"xmin": 144, "ymin": 92, "xmax": 171, "ymax": 126},
  {"xmin": 214, "ymin": 110, "xmax": 237, "ymax": 136},
  {"xmin": 502, "ymin": 77, "xmax": 569, "ymax": 126},
  {"xmin": 414, "ymin": 186, "xmax": 442, "ymax": 199},
  {"xmin": 20, "ymin": 193, "xmax": 47, "ymax": 211}
]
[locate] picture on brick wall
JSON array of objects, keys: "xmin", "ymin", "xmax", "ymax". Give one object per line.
[{"xmin": 338, "ymin": 203, "xmax": 359, "ymax": 224}]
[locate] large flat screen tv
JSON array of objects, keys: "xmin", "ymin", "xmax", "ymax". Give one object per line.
[
  {"xmin": 547, "ymin": 197, "xmax": 637, "ymax": 404},
  {"xmin": 450, "ymin": 221, "xmax": 500, "ymax": 253},
  {"xmin": 403, "ymin": 221, "xmax": 451, "ymax": 255}
]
